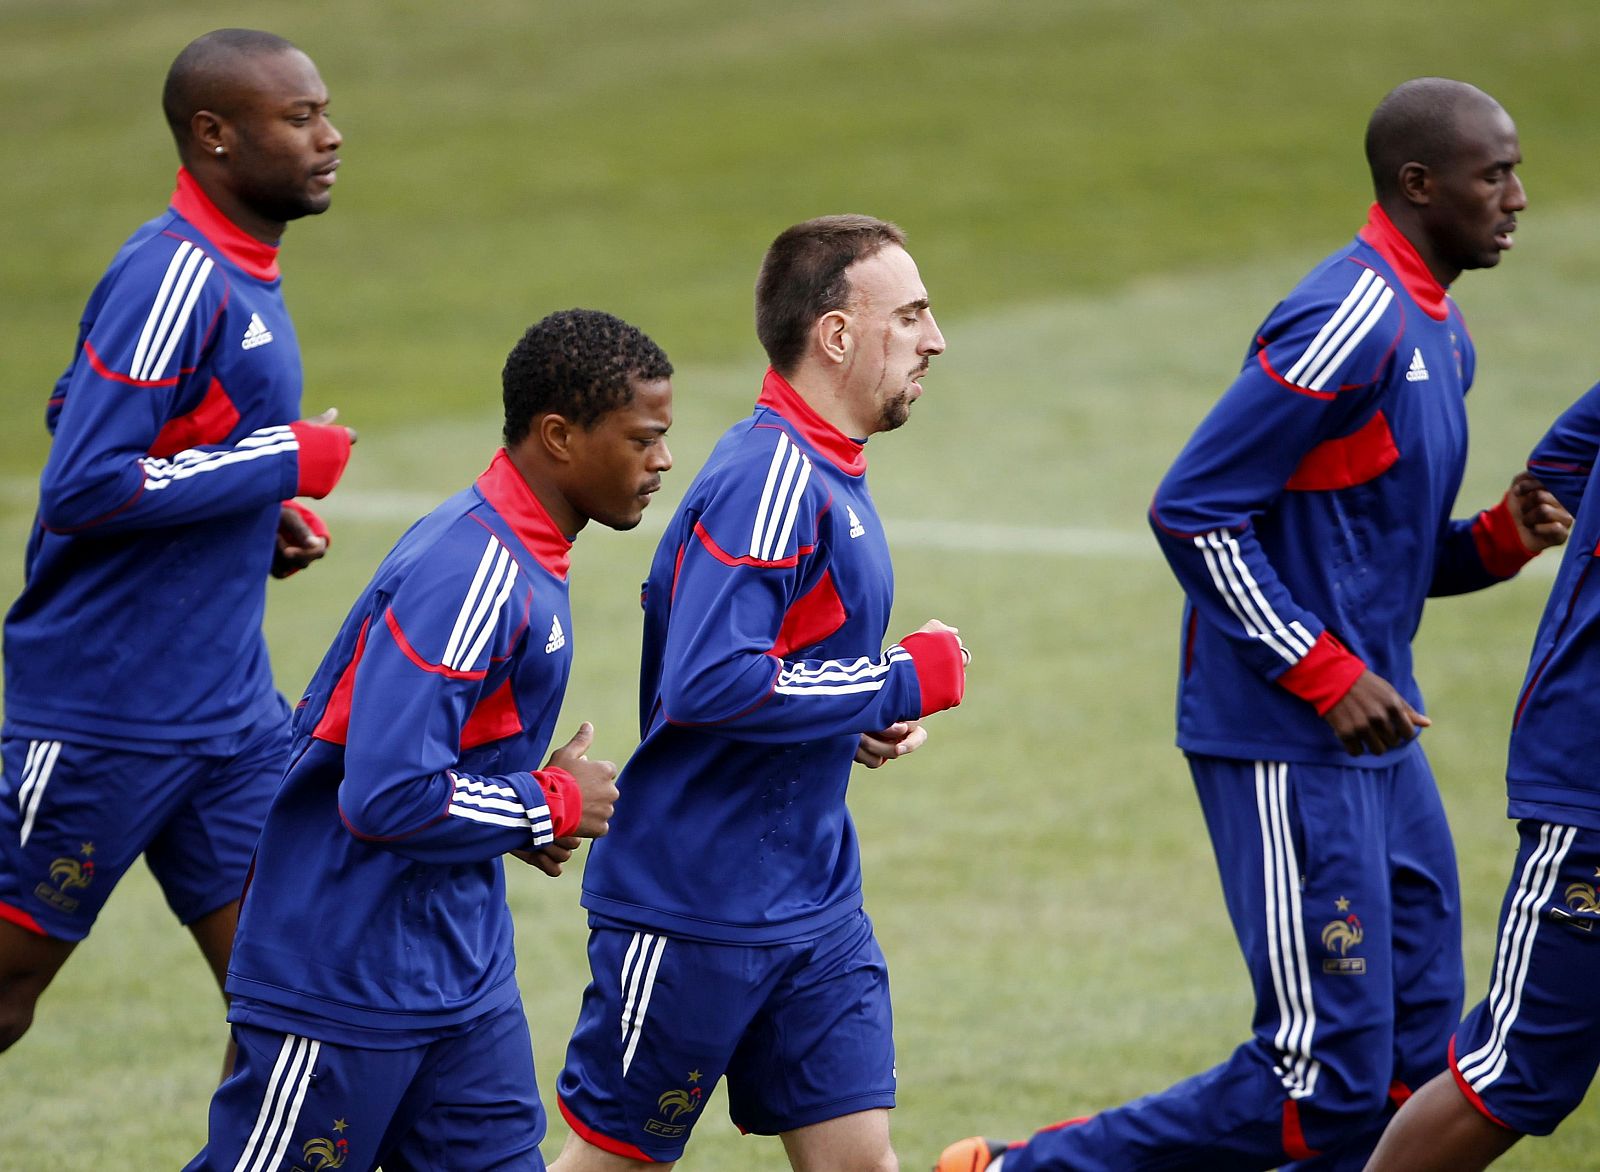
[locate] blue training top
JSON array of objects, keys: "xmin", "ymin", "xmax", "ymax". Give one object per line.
[
  {"xmin": 580, "ymin": 369, "xmax": 966, "ymax": 944},
  {"xmin": 5, "ymin": 168, "xmax": 349, "ymax": 747},
  {"xmin": 1149, "ymin": 203, "xmax": 1538, "ymax": 768},
  {"xmin": 226, "ymin": 453, "xmax": 585, "ymax": 1045}
]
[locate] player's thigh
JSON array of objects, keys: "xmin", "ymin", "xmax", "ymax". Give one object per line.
[
  {"xmin": 727, "ymin": 911, "xmax": 896, "ymax": 1138},
  {"xmin": 0, "ymin": 737, "xmax": 204, "ymax": 942},
  {"xmin": 556, "ymin": 926, "xmax": 775, "ymax": 1163},
  {"xmin": 1190, "ymin": 757, "xmax": 1398, "ymax": 1087},
  {"xmin": 380, "ymin": 1000, "xmax": 548, "ymax": 1170},
  {"xmin": 1452, "ymin": 820, "xmax": 1600, "ymax": 1136},
  {"xmin": 781, "ymin": 1108, "xmax": 895, "ymax": 1172},
  {"xmin": 186, "ymin": 1024, "xmax": 420, "ymax": 1172},
  {"xmin": 145, "ymin": 712, "xmax": 287, "ymax": 929}
]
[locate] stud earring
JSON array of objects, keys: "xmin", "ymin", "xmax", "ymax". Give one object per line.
[{"xmin": 215, "ymin": 146, "xmax": 225, "ymax": 155}]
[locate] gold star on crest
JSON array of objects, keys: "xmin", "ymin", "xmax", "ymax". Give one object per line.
[
  {"xmin": 333, "ymin": 1119, "xmax": 348, "ymax": 1133},
  {"xmin": 686, "ymin": 1070, "xmax": 702, "ymax": 1084},
  {"xmin": 80, "ymin": 842, "xmax": 96, "ymax": 857},
  {"xmin": 1335, "ymin": 897, "xmax": 1350, "ymax": 912}
]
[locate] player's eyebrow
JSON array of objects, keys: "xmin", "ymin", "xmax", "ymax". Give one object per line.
[{"xmin": 895, "ymin": 297, "xmax": 930, "ymax": 315}]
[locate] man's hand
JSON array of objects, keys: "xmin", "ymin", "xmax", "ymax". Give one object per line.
[
  {"xmin": 854, "ymin": 721, "xmax": 928, "ymax": 769},
  {"xmin": 545, "ymin": 721, "xmax": 618, "ymax": 838},
  {"xmin": 271, "ymin": 502, "xmax": 329, "ymax": 578},
  {"xmin": 302, "ymin": 406, "xmax": 359, "ymax": 447},
  {"xmin": 913, "ymin": 618, "xmax": 971, "ymax": 664},
  {"xmin": 1323, "ymin": 670, "xmax": 1431, "ymax": 757},
  {"xmin": 511, "ymin": 836, "xmax": 580, "ymax": 878},
  {"xmin": 1507, "ymin": 471, "xmax": 1572, "ymax": 553}
]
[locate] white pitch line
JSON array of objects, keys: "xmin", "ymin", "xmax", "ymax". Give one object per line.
[
  {"xmin": 313, "ymin": 489, "xmax": 1160, "ymax": 559},
  {"xmin": 0, "ymin": 479, "xmax": 1564, "ymax": 570}
]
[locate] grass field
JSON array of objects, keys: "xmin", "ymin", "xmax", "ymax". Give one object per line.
[{"xmin": 4, "ymin": 1, "xmax": 1600, "ymax": 1167}]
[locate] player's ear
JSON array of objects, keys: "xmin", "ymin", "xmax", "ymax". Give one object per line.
[
  {"xmin": 817, "ymin": 310, "xmax": 850, "ymax": 365},
  {"xmin": 191, "ymin": 110, "xmax": 227, "ymax": 159},
  {"xmin": 1398, "ymin": 160, "xmax": 1431, "ymax": 206},
  {"xmin": 537, "ymin": 413, "xmax": 576, "ymax": 463}
]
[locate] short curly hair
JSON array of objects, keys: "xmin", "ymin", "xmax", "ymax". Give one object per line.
[
  {"xmin": 755, "ymin": 215, "xmax": 906, "ymax": 374},
  {"xmin": 502, "ymin": 309, "xmax": 673, "ymax": 445}
]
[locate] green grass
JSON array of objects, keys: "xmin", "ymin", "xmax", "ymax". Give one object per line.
[{"xmin": 4, "ymin": 1, "xmax": 1600, "ymax": 1167}]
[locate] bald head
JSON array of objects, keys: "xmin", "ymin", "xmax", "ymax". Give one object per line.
[
  {"xmin": 1364, "ymin": 78, "xmax": 1506, "ymax": 200},
  {"xmin": 162, "ymin": 29, "xmax": 301, "ymax": 153}
]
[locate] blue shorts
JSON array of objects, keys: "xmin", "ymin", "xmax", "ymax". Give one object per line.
[
  {"xmin": 187, "ymin": 1000, "xmax": 547, "ymax": 1171},
  {"xmin": 1451, "ymin": 820, "xmax": 1600, "ymax": 1136},
  {"xmin": 556, "ymin": 909, "xmax": 895, "ymax": 1162},
  {"xmin": 0, "ymin": 708, "xmax": 287, "ymax": 940}
]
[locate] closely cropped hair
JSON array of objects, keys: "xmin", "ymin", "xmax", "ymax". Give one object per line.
[
  {"xmin": 502, "ymin": 309, "xmax": 673, "ymax": 445},
  {"xmin": 163, "ymin": 28, "xmax": 299, "ymax": 148},
  {"xmin": 755, "ymin": 215, "xmax": 907, "ymax": 374},
  {"xmin": 1364, "ymin": 77, "xmax": 1499, "ymax": 199}
]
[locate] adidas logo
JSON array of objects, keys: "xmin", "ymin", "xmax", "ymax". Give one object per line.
[
  {"xmin": 846, "ymin": 505, "xmax": 866, "ymax": 539},
  {"xmin": 1404, "ymin": 347, "xmax": 1429, "ymax": 382},
  {"xmin": 241, "ymin": 312, "xmax": 274, "ymax": 350},
  {"xmin": 544, "ymin": 615, "xmax": 566, "ymax": 654}
]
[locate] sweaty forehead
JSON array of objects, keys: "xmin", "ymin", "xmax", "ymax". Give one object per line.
[{"xmin": 846, "ymin": 246, "xmax": 926, "ymax": 311}]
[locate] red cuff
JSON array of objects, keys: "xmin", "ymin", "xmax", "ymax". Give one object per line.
[
  {"xmin": 899, "ymin": 630, "xmax": 966, "ymax": 716},
  {"xmin": 282, "ymin": 499, "xmax": 331, "ymax": 543},
  {"xmin": 1276, "ymin": 630, "xmax": 1367, "ymax": 715},
  {"xmin": 1471, "ymin": 497, "xmax": 1537, "ymax": 579},
  {"xmin": 289, "ymin": 421, "xmax": 352, "ymax": 499},
  {"xmin": 273, "ymin": 500, "xmax": 333, "ymax": 579},
  {"xmin": 534, "ymin": 766, "xmax": 581, "ymax": 838}
]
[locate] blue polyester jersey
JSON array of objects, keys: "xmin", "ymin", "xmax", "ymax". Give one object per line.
[
  {"xmin": 1506, "ymin": 381, "xmax": 1600, "ymax": 830},
  {"xmin": 5, "ymin": 169, "xmax": 319, "ymax": 746},
  {"xmin": 579, "ymin": 369, "xmax": 958, "ymax": 945},
  {"xmin": 225, "ymin": 452, "xmax": 581, "ymax": 1044},
  {"xmin": 1149, "ymin": 204, "xmax": 1528, "ymax": 767}
]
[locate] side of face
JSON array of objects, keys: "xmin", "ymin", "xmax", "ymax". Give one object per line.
[
  {"xmin": 562, "ymin": 376, "xmax": 675, "ymax": 531},
  {"xmin": 219, "ymin": 48, "xmax": 342, "ymax": 225},
  {"xmin": 1420, "ymin": 102, "xmax": 1525, "ymax": 277},
  {"xmin": 834, "ymin": 245, "xmax": 946, "ymax": 435}
]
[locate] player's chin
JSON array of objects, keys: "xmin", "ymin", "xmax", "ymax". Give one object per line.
[{"xmin": 598, "ymin": 507, "xmax": 646, "ymax": 533}]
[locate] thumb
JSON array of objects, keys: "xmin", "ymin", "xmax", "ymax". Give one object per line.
[
  {"xmin": 566, "ymin": 720, "xmax": 595, "ymax": 757},
  {"xmin": 1406, "ymin": 703, "xmax": 1433, "ymax": 728},
  {"xmin": 306, "ymin": 407, "xmax": 339, "ymax": 426}
]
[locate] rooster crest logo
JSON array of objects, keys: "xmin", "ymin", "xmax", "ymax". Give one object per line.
[
  {"xmin": 302, "ymin": 1136, "xmax": 349, "ymax": 1170},
  {"xmin": 657, "ymin": 1087, "xmax": 703, "ymax": 1122},
  {"xmin": 1321, "ymin": 914, "xmax": 1364, "ymax": 956},
  {"xmin": 48, "ymin": 857, "xmax": 94, "ymax": 892},
  {"xmin": 1564, "ymin": 882, "xmax": 1600, "ymax": 914}
]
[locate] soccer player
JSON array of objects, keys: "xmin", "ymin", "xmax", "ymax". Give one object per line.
[
  {"xmin": 551, "ymin": 215, "xmax": 968, "ymax": 1172},
  {"xmin": 186, "ymin": 308, "xmax": 671, "ymax": 1171},
  {"xmin": 937, "ymin": 78, "xmax": 1571, "ymax": 1172},
  {"xmin": 0, "ymin": 29, "xmax": 354, "ymax": 1061},
  {"xmin": 1363, "ymin": 381, "xmax": 1600, "ymax": 1170}
]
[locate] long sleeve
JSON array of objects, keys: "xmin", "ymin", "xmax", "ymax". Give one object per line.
[
  {"xmin": 335, "ymin": 531, "xmax": 577, "ymax": 863},
  {"xmin": 37, "ymin": 237, "xmax": 348, "ymax": 535},
  {"xmin": 657, "ymin": 449, "xmax": 963, "ymax": 741},
  {"xmin": 1149, "ymin": 269, "xmax": 1398, "ymax": 711},
  {"xmin": 1527, "ymin": 381, "xmax": 1600, "ymax": 516}
]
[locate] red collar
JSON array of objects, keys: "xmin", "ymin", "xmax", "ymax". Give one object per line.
[
  {"xmin": 756, "ymin": 368, "xmax": 867, "ymax": 476},
  {"xmin": 1357, "ymin": 202, "xmax": 1449, "ymax": 321},
  {"xmin": 475, "ymin": 450, "xmax": 573, "ymax": 580},
  {"xmin": 169, "ymin": 168, "xmax": 281, "ymax": 281}
]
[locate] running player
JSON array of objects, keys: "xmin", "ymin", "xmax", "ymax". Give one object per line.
[
  {"xmin": 937, "ymin": 77, "xmax": 1570, "ymax": 1172},
  {"xmin": 0, "ymin": 29, "xmax": 354, "ymax": 1065},
  {"xmin": 187, "ymin": 308, "xmax": 672, "ymax": 1171},
  {"xmin": 553, "ymin": 215, "xmax": 968, "ymax": 1171}
]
